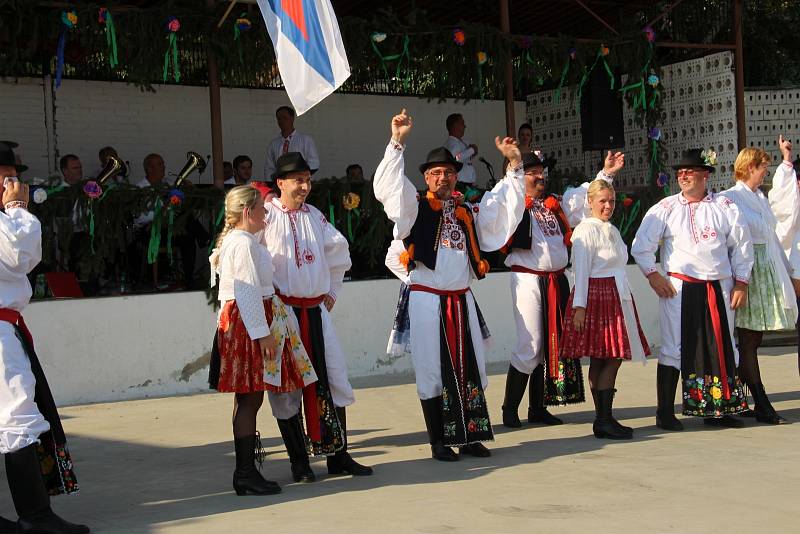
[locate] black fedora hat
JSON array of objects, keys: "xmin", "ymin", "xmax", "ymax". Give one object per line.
[
  {"xmin": 419, "ymin": 147, "xmax": 463, "ymax": 175},
  {"xmin": 522, "ymin": 152, "xmax": 545, "ymax": 170},
  {"xmin": 271, "ymin": 152, "xmax": 316, "ymax": 180},
  {"xmin": 671, "ymin": 148, "xmax": 716, "ymax": 173},
  {"xmin": 0, "ymin": 142, "xmax": 27, "ymax": 173}
]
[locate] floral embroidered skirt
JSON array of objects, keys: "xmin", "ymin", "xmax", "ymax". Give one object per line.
[
  {"xmin": 735, "ymin": 244, "xmax": 797, "ymax": 331},
  {"xmin": 561, "ymin": 277, "xmax": 650, "ymax": 361},
  {"xmin": 214, "ymin": 296, "xmax": 317, "ymax": 394}
]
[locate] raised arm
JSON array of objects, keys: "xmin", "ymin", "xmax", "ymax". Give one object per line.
[
  {"xmin": 0, "ymin": 182, "xmax": 41, "ymax": 277},
  {"xmin": 475, "ymin": 136, "xmax": 525, "ymax": 251},
  {"xmin": 768, "ymin": 135, "xmax": 800, "ymax": 248},
  {"xmin": 373, "ymin": 109, "xmax": 420, "ymax": 240},
  {"xmin": 562, "ymin": 150, "xmax": 622, "ymax": 226}
]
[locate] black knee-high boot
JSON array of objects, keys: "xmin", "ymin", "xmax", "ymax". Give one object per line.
[
  {"xmin": 276, "ymin": 415, "xmax": 315, "ymax": 482},
  {"xmin": 593, "ymin": 389, "xmax": 633, "ymax": 439},
  {"xmin": 5, "ymin": 443, "xmax": 90, "ymax": 534},
  {"xmin": 501, "ymin": 365, "xmax": 529, "ymax": 428},
  {"xmin": 655, "ymin": 364, "xmax": 684, "ymax": 431},
  {"xmin": 528, "ymin": 364, "xmax": 563, "ymax": 425},
  {"xmin": 232, "ymin": 435, "xmax": 281, "ymax": 495},
  {"xmin": 327, "ymin": 407, "xmax": 373, "ymax": 476},
  {"xmin": 749, "ymin": 382, "xmax": 786, "ymax": 425},
  {"xmin": 420, "ymin": 397, "xmax": 458, "ymax": 461}
]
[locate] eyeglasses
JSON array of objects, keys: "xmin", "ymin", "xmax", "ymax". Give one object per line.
[
  {"xmin": 427, "ymin": 169, "xmax": 457, "ymax": 178},
  {"xmin": 524, "ymin": 170, "xmax": 545, "ymax": 178},
  {"xmin": 677, "ymin": 169, "xmax": 706, "ymax": 177}
]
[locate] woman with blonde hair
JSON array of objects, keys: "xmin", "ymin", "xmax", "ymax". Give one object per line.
[
  {"xmin": 721, "ymin": 137, "xmax": 798, "ymax": 424},
  {"xmin": 208, "ymin": 185, "xmax": 317, "ymax": 494},
  {"xmin": 560, "ymin": 179, "xmax": 650, "ymax": 439}
]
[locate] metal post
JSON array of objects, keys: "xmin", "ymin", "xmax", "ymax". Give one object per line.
[
  {"xmin": 208, "ymin": 0, "xmax": 225, "ymax": 188},
  {"xmin": 734, "ymin": 0, "xmax": 746, "ymax": 150}
]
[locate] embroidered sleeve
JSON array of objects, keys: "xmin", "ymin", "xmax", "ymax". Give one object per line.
[
  {"xmin": 231, "ymin": 238, "xmax": 270, "ymax": 340},
  {"xmin": 373, "ymin": 141, "xmax": 419, "ymax": 240},
  {"xmin": 631, "ymin": 202, "xmax": 668, "ymax": 276},
  {"xmin": 0, "ymin": 209, "xmax": 42, "ymax": 277},
  {"xmin": 725, "ymin": 201, "xmax": 754, "ymax": 283},
  {"xmin": 474, "ymin": 161, "xmax": 526, "ymax": 251}
]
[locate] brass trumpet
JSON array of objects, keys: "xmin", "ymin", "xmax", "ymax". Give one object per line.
[
  {"xmin": 96, "ymin": 154, "xmax": 128, "ymax": 185},
  {"xmin": 175, "ymin": 151, "xmax": 207, "ymax": 186}
]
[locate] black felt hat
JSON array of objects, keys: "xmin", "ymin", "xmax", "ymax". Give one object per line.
[
  {"xmin": 0, "ymin": 142, "xmax": 27, "ymax": 173},
  {"xmin": 522, "ymin": 152, "xmax": 545, "ymax": 170},
  {"xmin": 271, "ymin": 152, "xmax": 316, "ymax": 180},
  {"xmin": 671, "ymin": 148, "xmax": 716, "ymax": 173},
  {"xmin": 418, "ymin": 147, "xmax": 463, "ymax": 174}
]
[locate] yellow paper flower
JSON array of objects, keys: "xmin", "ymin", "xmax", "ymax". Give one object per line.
[
  {"xmin": 343, "ymin": 192, "xmax": 360, "ymax": 210},
  {"xmin": 477, "ymin": 51, "xmax": 487, "ymax": 65},
  {"xmin": 710, "ymin": 386, "xmax": 722, "ymax": 400}
]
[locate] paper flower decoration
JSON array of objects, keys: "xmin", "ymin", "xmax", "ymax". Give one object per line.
[
  {"xmin": 453, "ymin": 28, "xmax": 466, "ymax": 46},
  {"xmin": 98, "ymin": 7, "xmax": 108, "ymax": 24},
  {"xmin": 371, "ymin": 32, "xmax": 387, "ymax": 43},
  {"xmin": 623, "ymin": 197, "xmax": 634, "ymax": 208},
  {"xmin": 476, "ymin": 51, "xmax": 487, "ymax": 65},
  {"xmin": 236, "ymin": 17, "xmax": 252, "ymax": 32},
  {"xmin": 648, "ymin": 128, "xmax": 662, "ymax": 141},
  {"xmin": 83, "ymin": 181, "xmax": 102, "ymax": 199},
  {"xmin": 643, "ymin": 26, "xmax": 656, "ymax": 43},
  {"xmin": 62, "ymin": 10, "xmax": 77, "ymax": 28},
  {"xmin": 656, "ymin": 172, "xmax": 669, "ymax": 188},
  {"xmin": 647, "ymin": 74, "xmax": 660, "ymax": 87},
  {"xmin": 167, "ymin": 16, "xmax": 180, "ymax": 33},
  {"xmin": 167, "ymin": 188, "xmax": 185, "ymax": 206},
  {"xmin": 701, "ymin": 149, "xmax": 718, "ymax": 166},
  {"xmin": 600, "ymin": 44, "xmax": 610, "ymax": 56},
  {"xmin": 33, "ymin": 188, "xmax": 48, "ymax": 204},
  {"xmin": 342, "ymin": 192, "xmax": 360, "ymax": 211}
]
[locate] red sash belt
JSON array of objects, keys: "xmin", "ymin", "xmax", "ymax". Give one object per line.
[
  {"xmin": 409, "ymin": 285, "xmax": 468, "ymax": 297},
  {"xmin": 0, "ymin": 308, "xmax": 33, "ymax": 348},
  {"xmin": 276, "ymin": 293, "xmax": 326, "ymax": 441},
  {"xmin": 511, "ymin": 266, "xmax": 565, "ymax": 379},
  {"xmin": 668, "ymin": 272, "xmax": 731, "ymax": 400}
]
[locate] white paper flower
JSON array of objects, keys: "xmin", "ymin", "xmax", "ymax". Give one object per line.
[
  {"xmin": 701, "ymin": 149, "xmax": 717, "ymax": 166},
  {"xmin": 33, "ymin": 188, "xmax": 48, "ymax": 204},
  {"xmin": 371, "ymin": 32, "xmax": 387, "ymax": 43}
]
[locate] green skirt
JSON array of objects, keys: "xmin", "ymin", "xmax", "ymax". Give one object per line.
[{"xmin": 736, "ymin": 244, "xmax": 797, "ymax": 331}]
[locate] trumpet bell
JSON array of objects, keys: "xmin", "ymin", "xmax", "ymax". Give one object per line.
[
  {"xmin": 175, "ymin": 151, "xmax": 207, "ymax": 186},
  {"xmin": 96, "ymin": 154, "xmax": 127, "ymax": 184}
]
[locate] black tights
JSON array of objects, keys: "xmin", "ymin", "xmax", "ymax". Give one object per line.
[
  {"xmin": 737, "ymin": 328, "xmax": 764, "ymax": 386},
  {"xmin": 588, "ymin": 359, "xmax": 622, "ymax": 391},
  {"xmin": 232, "ymin": 392, "xmax": 264, "ymax": 439}
]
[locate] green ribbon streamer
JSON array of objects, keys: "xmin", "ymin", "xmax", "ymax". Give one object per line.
[
  {"xmin": 105, "ymin": 12, "xmax": 118, "ymax": 68},
  {"xmin": 88, "ymin": 202, "xmax": 96, "ymax": 254},
  {"xmin": 477, "ymin": 64, "xmax": 484, "ymax": 101},
  {"xmin": 601, "ymin": 56, "xmax": 615, "ymax": 90},
  {"xmin": 370, "ymin": 34, "xmax": 411, "ymax": 91},
  {"xmin": 554, "ymin": 59, "xmax": 570, "ymax": 103},
  {"xmin": 576, "ymin": 52, "xmax": 615, "ymax": 112},
  {"xmin": 233, "ymin": 15, "xmax": 245, "ymax": 65},
  {"xmin": 163, "ymin": 33, "xmax": 180, "ymax": 82},
  {"xmin": 208, "ymin": 204, "xmax": 225, "ymax": 255},
  {"xmin": 345, "ymin": 208, "xmax": 360, "ymax": 242},
  {"xmin": 166, "ymin": 204, "xmax": 175, "ymax": 265},
  {"xmin": 619, "ymin": 80, "xmax": 646, "ymax": 111},
  {"xmin": 620, "ymin": 200, "xmax": 641, "ymax": 237},
  {"xmin": 327, "ymin": 191, "xmax": 335, "ymax": 227},
  {"xmin": 147, "ymin": 198, "xmax": 163, "ymax": 264}
]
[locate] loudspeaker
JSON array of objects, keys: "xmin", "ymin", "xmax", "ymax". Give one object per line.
[{"xmin": 580, "ymin": 66, "xmax": 625, "ymax": 151}]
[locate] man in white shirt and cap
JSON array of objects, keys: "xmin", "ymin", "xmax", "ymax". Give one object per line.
[{"xmin": 263, "ymin": 106, "xmax": 320, "ymax": 182}]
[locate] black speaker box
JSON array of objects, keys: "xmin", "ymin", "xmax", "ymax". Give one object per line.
[{"xmin": 580, "ymin": 66, "xmax": 625, "ymax": 151}]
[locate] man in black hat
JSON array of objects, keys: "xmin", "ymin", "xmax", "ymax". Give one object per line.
[
  {"xmin": 258, "ymin": 152, "xmax": 372, "ymax": 483},
  {"xmin": 373, "ymin": 109, "xmax": 525, "ymax": 461},
  {"xmin": 0, "ymin": 142, "xmax": 90, "ymax": 533},
  {"xmin": 632, "ymin": 148, "xmax": 753, "ymax": 430}
]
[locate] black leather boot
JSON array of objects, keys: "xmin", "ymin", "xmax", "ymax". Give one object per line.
[
  {"xmin": 5, "ymin": 444, "xmax": 90, "ymax": 534},
  {"xmin": 420, "ymin": 397, "xmax": 458, "ymax": 461},
  {"xmin": 232, "ymin": 435, "xmax": 281, "ymax": 495},
  {"xmin": 501, "ymin": 365, "xmax": 529, "ymax": 428},
  {"xmin": 749, "ymin": 382, "xmax": 786, "ymax": 424},
  {"xmin": 327, "ymin": 407, "xmax": 373, "ymax": 476},
  {"xmin": 655, "ymin": 364, "xmax": 684, "ymax": 431},
  {"xmin": 528, "ymin": 364, "xmax": 563, "ymax": 425},
  {"xmin": 458, "ymin": 443, "xmax": 491, "ymax": 457},
  {"xmin": 593, "ymin": 389, "xmax": 633, "ymax": 439},
  {"xmin": 276, "ymin": 415, "xmax": 316, "ymax": 482}
]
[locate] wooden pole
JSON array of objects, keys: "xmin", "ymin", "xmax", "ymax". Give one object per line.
[
  {"xmin": 499, "ymin": 0, "xmax": 515, "ymax": 137},
  {"xmin": 207, "ymin": 0, "xmax": 225, "ymax": 189},
  {"xmin": 733, "ymin": 0, "xmax": 746, "ymax": 150}
]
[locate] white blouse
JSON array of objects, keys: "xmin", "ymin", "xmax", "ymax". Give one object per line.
[
  {"xmin": 631, "ymin": 192, "xmax": 753, "ymax": 283},
  {"xmin": 211, "ymin": 230, "xmax": 274, "ymax": 340},
  {"xmin": 570, "ymin": 217, "xmax": 631, "ymax": 309},
  {"xmin": 0, "ymin": 208, "xmax": 42, "ymax": 312}
]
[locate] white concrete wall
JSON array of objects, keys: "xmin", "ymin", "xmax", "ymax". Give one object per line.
[
  {"xmin": 24, "ymin": 266, "xmax": 661, "ymax": 406},
  {"xmin": 0, "ymin": 77, "xmax": 525, "ymax": 188}
]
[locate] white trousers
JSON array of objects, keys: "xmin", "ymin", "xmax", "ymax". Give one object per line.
[
  {"xmin": 408, "ymin": 290, "xmax": 488, "ymax": 400},
  {"xmin": 0, "ymin": 322, "xmax": 50, "ymax": 454},
  {"xmin": 267, "ymin": 305, "xmax": 354, "ymax": 420},
  {"xmin": 509, "ymin": 272, "xmax": 545, "ymax": 375},
  {"xmin": 658, "ymin": 277, "xmax": 739, "ymax": 370}
]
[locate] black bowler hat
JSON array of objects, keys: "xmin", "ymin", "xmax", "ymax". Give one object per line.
[
  {"xmin": 671, "ymin": 148, "xmax": 716, "ymax": 173},
  {"xmin": 0, "ymin": 142, "xmax": 27, "ymax": 173},
  {"xmin": 522, "ymin": 152, "xmax": 545, "ymax": 170},
  {"xmin": 271, "ymin": 152, "xmax": 316, "ymax": 180},
  {"xmin": 419, "ymin": 147, "xmax": 463, "ymax": 175}
]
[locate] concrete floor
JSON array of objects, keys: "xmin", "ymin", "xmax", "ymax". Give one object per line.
[{"xmin": 2, "ymin": 349, "xmax": 798, "ymax": 534}]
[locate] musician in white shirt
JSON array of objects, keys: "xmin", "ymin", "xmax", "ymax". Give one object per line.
[
  {"xmin": 443, "ymin": 113, "xmax": 478, "ymax": 187},
  {"xmin": 263, "ymin": 106, "xmax": 320, "ymax": 181}
]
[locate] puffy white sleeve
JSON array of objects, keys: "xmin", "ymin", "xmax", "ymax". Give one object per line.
[
  {"xmin": 0, "ymin": 208, "xmax": 42, "ymax": 278},
  {"xmin": 385, "ymin": 237, "xmax": 410, "ymax": 283},
  {"xmin": 231, "ymin": 239, "xmax": 270, "ymax": 340},
  {"xmin": 631, "ymin": 201, "xmax": 668, "ymax": 277},
  {"xmin": 321, "ymin": 211, "xmax": 352, "ymax": 300},
  {"xmin": 373, "ymin": 141, "xmax": 419, "ymax": 240},
  {"xmin": 724, "ymin": 201, "xmax": 754, "ymax": 283},
  {"xmin": 474, "ymin": 162, "xmax": 525, "ymax": 251},
  {"xmin": 562, "ymin": 170, "xmax": 613, "ymax": 227},
  {"xmin": 767, "ymin": 160, "xmax": 800, "ymax": 249},
  {"xmin": 570, "ymin": 223, "xmax": 594, "ymax": 309}
]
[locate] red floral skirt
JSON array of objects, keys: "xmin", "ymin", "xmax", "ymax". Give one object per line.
[
  {"xmin": 216, "ymin": 300, "xmax": 307, "ymax": 393},
  {"xmin": 561, "ymin": 277, "xmax": 650, "ymax": 360}
]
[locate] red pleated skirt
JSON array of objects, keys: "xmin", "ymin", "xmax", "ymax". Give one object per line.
[
  {"xmin": 216, "ymin": 300, "xmax": 307, "ymax": 393},
  {"xmin": 561, "ymin": 276, "xmax": 650, "ymax": 360}
]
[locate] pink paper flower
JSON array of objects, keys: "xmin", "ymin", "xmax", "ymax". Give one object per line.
[
  {"xmin": 83, "ymin": 181, "xmax": 102, "ymax": 199},
  {"xmin": 167, "ymin": 16, "xmax": 180, "ymax": 33}
]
